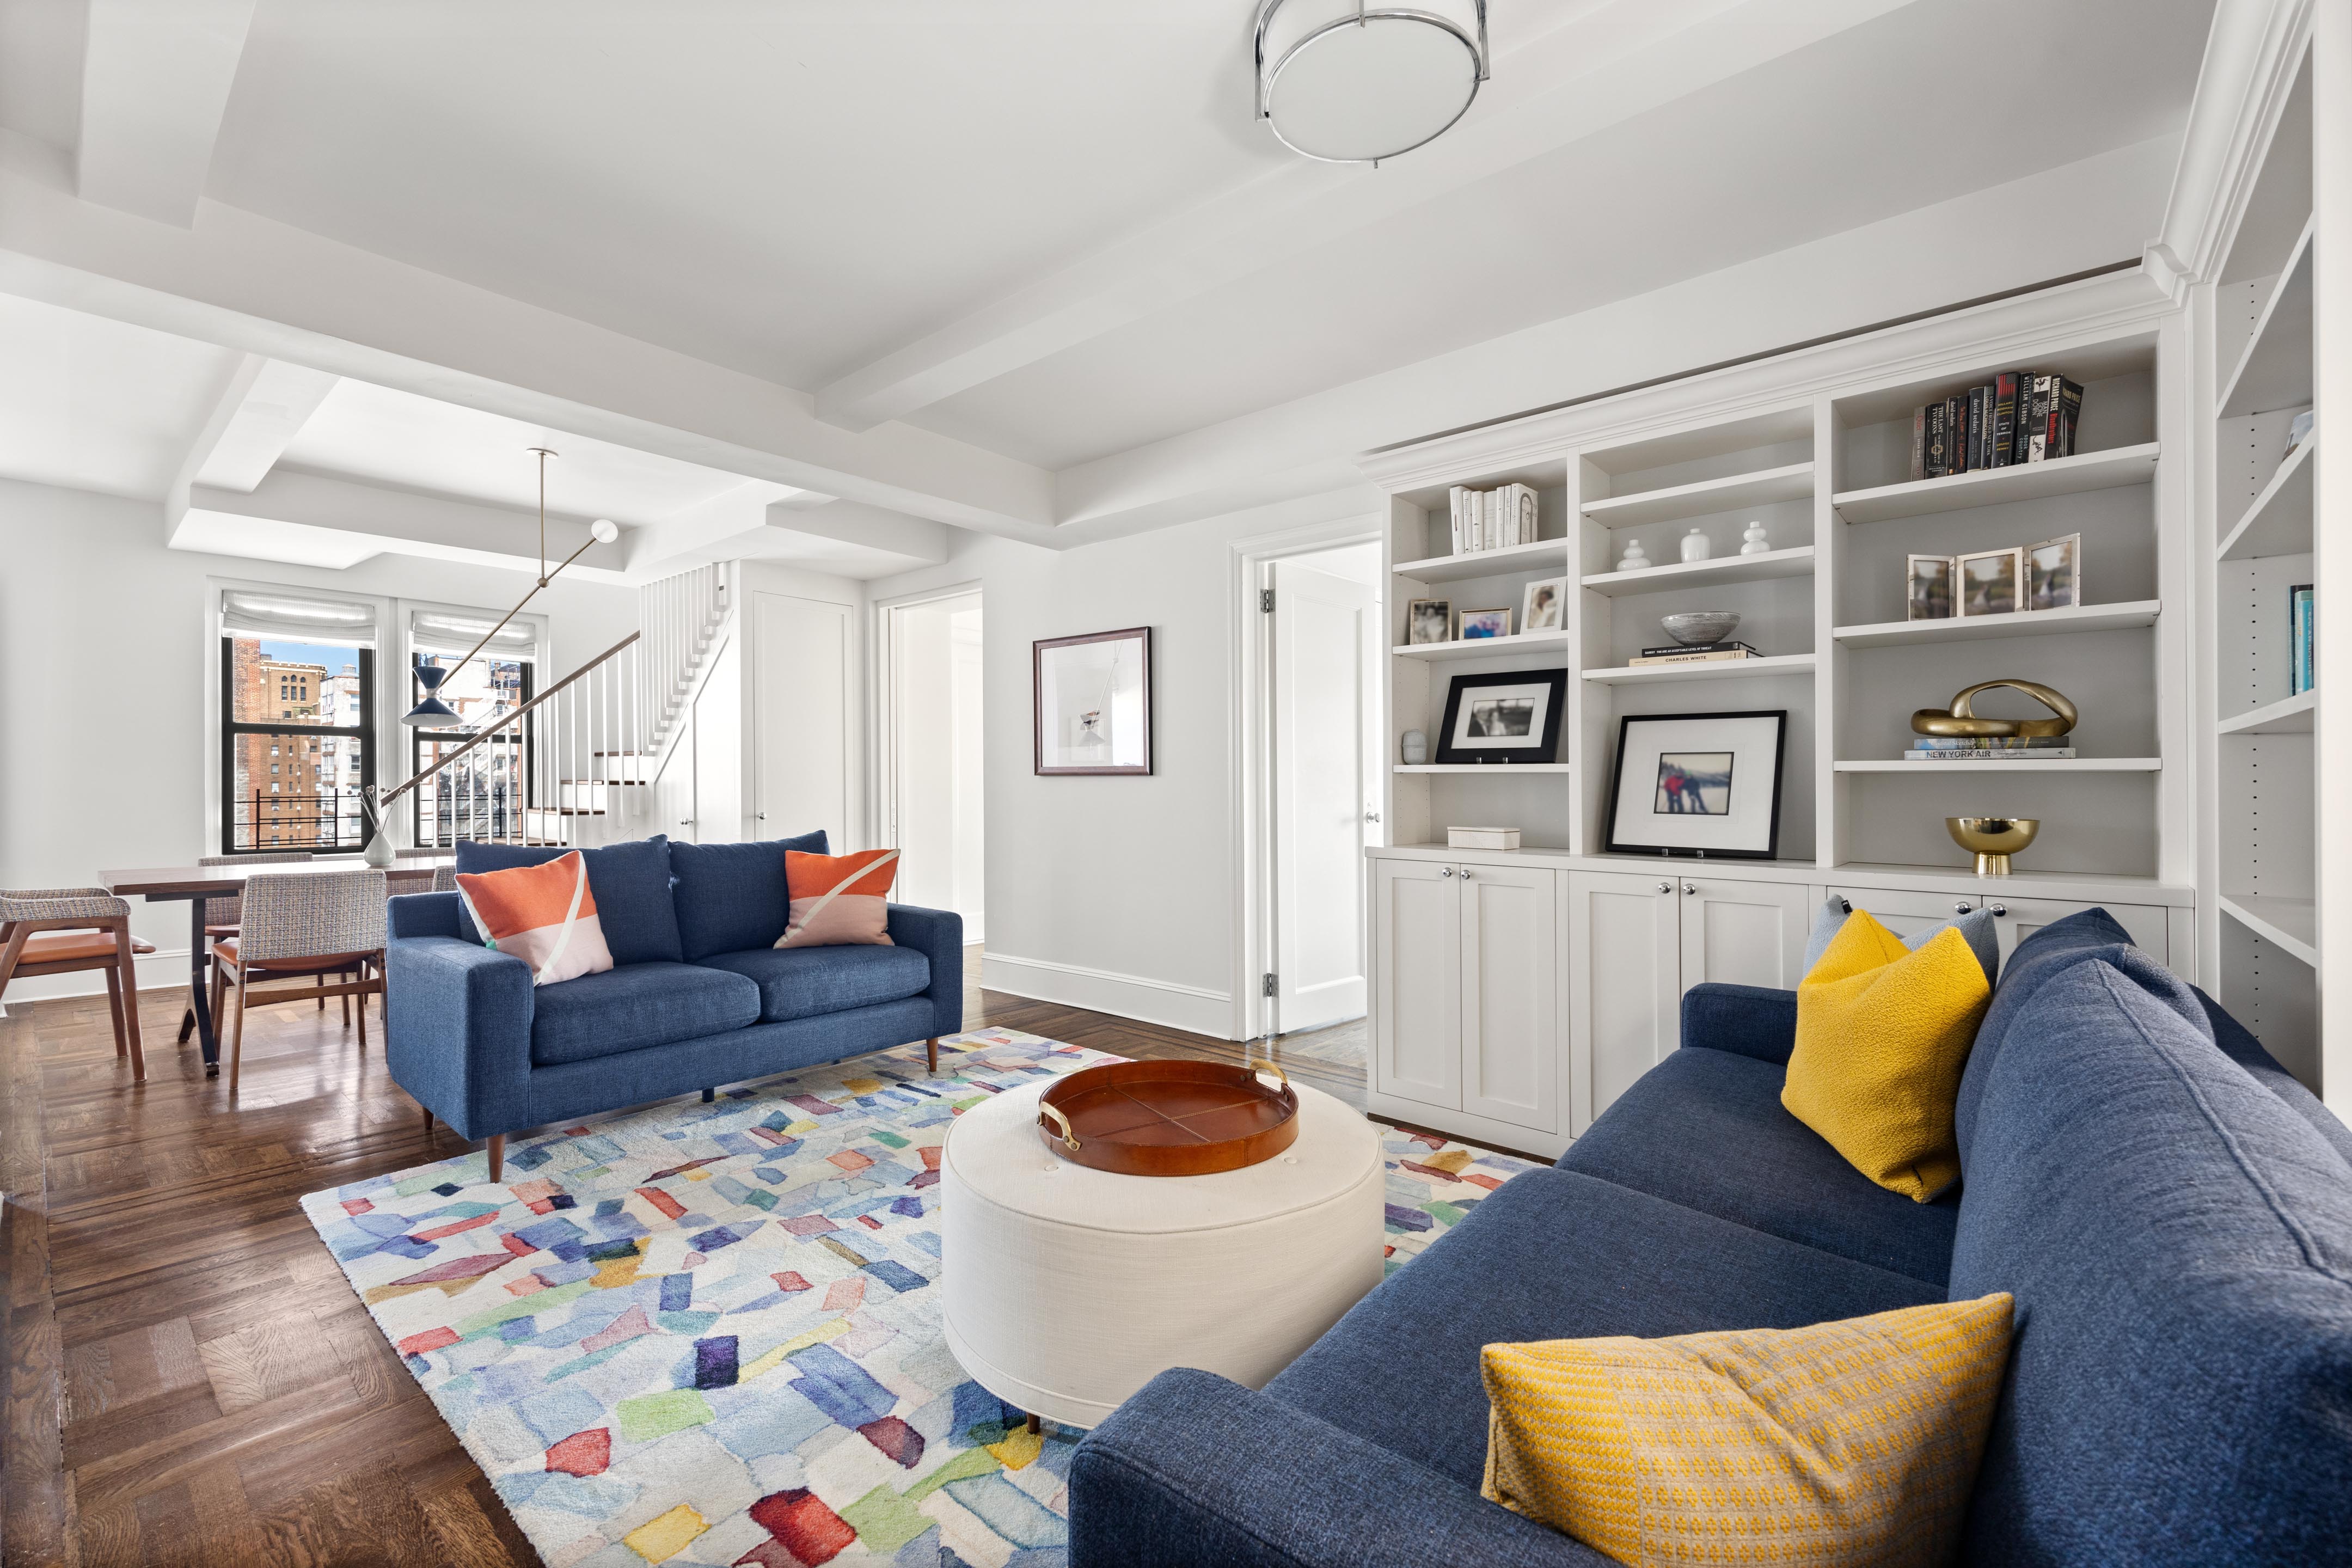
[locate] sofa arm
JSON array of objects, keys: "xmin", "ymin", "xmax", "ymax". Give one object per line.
[
  {"xmin": 1680, "ymin": 982, "xmax": 1797, "ymax": 1066},
  {"xmin": 1070, "ymin": 1368, "xmax": 1610, "ymax": 1568},
  {"xmin": 384, "ymin": 935, "xmax": 534, "ymax": 1141},
  {"xmin": 887, "ymin": 903, "xmax": 964, "ymax": 1038},
  {"xmin": 389, "ymin": 890, "xmax": 463, "ymax": 940}
]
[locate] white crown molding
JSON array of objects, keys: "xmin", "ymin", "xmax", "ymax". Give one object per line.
[{"xmin": 2150, "ymin": 0, "xmax": 2313, "ymax": 299}]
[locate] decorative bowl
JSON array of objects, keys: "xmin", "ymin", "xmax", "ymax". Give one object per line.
[
  {"xmin": 1947, "ymin": 816, "xmax": 2040, "ymax": 877},
  {"xmin": 1660, "ymin": 610, "xmax": 1740, "ymax": 647}
]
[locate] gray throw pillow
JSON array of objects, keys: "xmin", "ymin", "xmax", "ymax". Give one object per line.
[{"xmin": 1801, "ymin": 893, "xmax": 1998, "ymax": 989}]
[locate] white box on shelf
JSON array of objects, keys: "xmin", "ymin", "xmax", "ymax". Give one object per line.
[{"xmin": 1447, "ymin": 826, "xmax": 1521, "ymax": 851}]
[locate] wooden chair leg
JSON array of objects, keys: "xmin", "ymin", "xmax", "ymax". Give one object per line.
[
  {"xmin": 226, "ymin": 970, "xmax": 246, "ymax": 1097},
  {"xmin": 356, "ymin": 970, "xmax": 367, "ymax": 1050},
  {"xmin": 0, "ymin": 925, "xmax": 22, "ymax": 1020},
  {"xmin": 105, "ymin": 965, "xmax": 127, "ymax": 1058},
  {"xmin": 112, "ymin": 920, "xmax": 144, "ymax": 1082},
  {"xmin": 316, "ymin": 973, "xmax": 325, "ymax": 1013},
  {"xmin": 341, "ymin": 970, "xmax": 351, "ymax": 1026},
  {"xmin": 927, "ymin": 1036, "xmax": 939, "ymax": 1075},
  {"xmin": 209, "ymin": 962, "xmax": 225, "ymax": 1040},
  {"xmin": 486, "ymin": 1134, "xmax": 504, "ymax": 1183}
]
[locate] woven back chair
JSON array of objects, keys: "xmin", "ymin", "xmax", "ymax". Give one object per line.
[
  {"xmin": 217, "ymin": 869, "xmax": 388, "ymax": 1095},
  {"xmin": 179, "ymin": 853, "xmax": 314, "ymax": 1044},
  {"xmin": 0, "ymin": 887, "xmax": 152, "ymax": 1080}
]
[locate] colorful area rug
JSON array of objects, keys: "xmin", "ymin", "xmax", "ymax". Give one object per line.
[{"xmin": 301, "ymin": 1031, "xmax": 1539, "ymax": 1566}]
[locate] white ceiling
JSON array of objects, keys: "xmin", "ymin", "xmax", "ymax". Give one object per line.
[{"xmin": 0, "ymin": 293, "xmax": 238, "ymax": 499}]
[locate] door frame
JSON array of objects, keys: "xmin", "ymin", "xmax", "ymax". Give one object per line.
[
  {"xmin": 869, "ymin": 580, "xmax": 985, "ymax": 863},
  {"xmin": 1230, "ymin": 518, "xmax": 1386, "ymax": 1045}
]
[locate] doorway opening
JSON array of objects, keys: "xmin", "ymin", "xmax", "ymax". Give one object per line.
[{"xmin": 880, "ymin": 589, "xmax": 985, "ymax": 942}]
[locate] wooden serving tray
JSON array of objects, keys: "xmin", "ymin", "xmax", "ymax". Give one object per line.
[{"xmin": 1035, "ymin": 1059, "xmax": 1300, "ymax": 1176}]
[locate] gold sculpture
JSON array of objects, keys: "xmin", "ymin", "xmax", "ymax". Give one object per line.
[
  {"xmin": 1910, "ymin": 678, "xmax": 2077, "ymax": 738},
  {"xmin": 1947, "ymin": 817, "xmax": 2041, "ymax": 876}
]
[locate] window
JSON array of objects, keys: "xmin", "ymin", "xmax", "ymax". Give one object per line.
[
  {"xmin": 411, "ymin": 653, "xmax": 531, "ymax": 848},
  {"xmin": 220, "ymin": 592, "xmax": 376, "ymax": 854}
]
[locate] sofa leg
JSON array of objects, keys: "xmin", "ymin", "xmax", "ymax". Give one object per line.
[
  {"xmin": 927, "ymin": 1037, "xmax": 939, "ymax": 1075},
  {"xmin": 421, "ymin": 1106, "xmax": 433, "ymax": 1137},
  {"xmin": 487, "ymin": 1134, "xmax": 504, "ymax": 1183},
  {"xmin": 702, "ymin": 1087, "xmax": 715, "ymax": 1103},
  {"xmin": 1025, "ymin": 1412, "xmax": 1041, "ymax": 1435}
]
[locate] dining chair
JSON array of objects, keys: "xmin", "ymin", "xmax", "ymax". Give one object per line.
[
  {"xmin": 177, "ymin": 852, "xmax": 315, "ymax": 1043},
  {"xmin": 0, "ymin": 887, "xmax": 154, "ymax": 1080},
  {"xmin": 217, "ymin": 869, "xmax": 387, "ymax": 1096}
]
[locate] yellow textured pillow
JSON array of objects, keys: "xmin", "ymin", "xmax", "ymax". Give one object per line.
[
  {"xmin": 1783, "ymin": 910, "xmax": 1991, "ymax": 1202},
  {"xmin": 1481, "ymin": 1294, "xmax": 2014, "ymax": 1568}
]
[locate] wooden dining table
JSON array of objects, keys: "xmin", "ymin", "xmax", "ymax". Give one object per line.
[{"xmin": 100, "ymin": 859, "xmax": 449, "ymax": 1078}]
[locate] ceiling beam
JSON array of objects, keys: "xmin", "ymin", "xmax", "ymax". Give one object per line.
[
  {"xmin": 76, "ymin": 0, "xmax": 256, "ymax": 226},
  {"xmin": 195, "ymin": 358, "xmax": 340, "ymax": 491}
]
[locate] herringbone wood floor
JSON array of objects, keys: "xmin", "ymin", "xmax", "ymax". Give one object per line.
[{"xmin": 0, "ymin": 953, "xmax": 1365, "ymax": 1566}]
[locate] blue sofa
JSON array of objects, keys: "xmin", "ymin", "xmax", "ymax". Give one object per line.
[
  {"xmin": 384, "ymin": 834, "xmax": 961, "ymax": 1179},
  {"xmin": 1070, "ymin": 911, "xmax": 2352, "ymax": 1566}
]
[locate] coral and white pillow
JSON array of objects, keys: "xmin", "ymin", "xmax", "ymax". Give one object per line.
[
  {"xmin": 454, "ymin": 851, "xmax": 615, "ymax": 985},
  {"xmin": 776, "ymin": 848, "xmax": 899, "ymax": 947}
]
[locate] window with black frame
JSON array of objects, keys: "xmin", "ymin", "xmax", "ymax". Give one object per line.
[
  {"xmin": 218, "ymin": 593, "xmax": 377, "ymax": 854},
  {"xmin": 409, "ymin": 653, "xmax": 534, "ymax": 848}
]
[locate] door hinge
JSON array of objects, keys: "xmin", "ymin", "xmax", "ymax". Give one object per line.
[
  {"xmin": 1262, "ymin": 972, "xmax": 1278, "ymax": 997},
  {"xmin": 1260, "ymin": 587, "xmax": 1275, "ymax": 612}
]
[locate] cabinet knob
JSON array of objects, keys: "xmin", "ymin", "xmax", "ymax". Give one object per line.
[
  {"xmin": 1656, "ymin": 881, "xmax": 1671, "ymax": 895},
  {"xmin": 1364, "ymin": 811, "xmax": 1381, "ymax": 823},
  {"xmin": 1440, "ymin": 866, "xmax": 1455, "ymax": 878},
  {"xmin": 1460, "ymin": 866, "xmax": 1475, "ymax": 880},
  {"xmin": 1954, "ymin": 901, "xmax": 1973, "ymax": 915},
  {"xmin": 1988, "ymin": 902, "xmax": 2008, "ymax": 917},
  {"xmin": 1839, "ymin": 897, "xmax": 1852, "ymax": 914},
  {"xmin": 1682, "ymin": 883, "xmax": 1696, "ymax": 896}
]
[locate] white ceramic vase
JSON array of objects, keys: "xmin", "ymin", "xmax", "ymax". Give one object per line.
[
  {"xmin": 1739, "ymin": 521, "xmax": 1771, "ymax": 555},
  {"xmin": 1680, "ymin": 529, "xmax": 1712, "ymax": 563}
]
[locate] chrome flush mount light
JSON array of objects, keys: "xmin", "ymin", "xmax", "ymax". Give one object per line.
[{"xmin": 1255, "ymin": 0, "xmax": 1488, "ymax": 165}]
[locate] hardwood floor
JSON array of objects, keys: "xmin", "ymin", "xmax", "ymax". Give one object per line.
[{"xmin": 0, "ymin": 952, "xmax": 1365, "ymax": 1566}]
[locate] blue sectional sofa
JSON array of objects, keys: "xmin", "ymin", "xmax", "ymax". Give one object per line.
[
  {"xmin": 1070, "ymin": 911, "xmax": 2352, "ymax": 1566},
  {"xmin": 384, "ymin": 834, "xmax": 961, "ymax": 1179}
]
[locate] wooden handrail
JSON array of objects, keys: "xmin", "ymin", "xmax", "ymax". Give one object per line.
[{"xmin": 375, "ymin": 631, "xmax": 640, "ymax": 810}]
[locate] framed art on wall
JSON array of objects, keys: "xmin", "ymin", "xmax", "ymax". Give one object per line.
[
  {"xmin": 1434, "ymin": 669, "xmax": 1567, "ymax": 764},
  {"xmin": 1604, "ymin": 709, "xmax": 1787, "ymax": 858},
  {"xmin": 1034, "ymin": 626, "xmax": 1152, "ymax": 775}
]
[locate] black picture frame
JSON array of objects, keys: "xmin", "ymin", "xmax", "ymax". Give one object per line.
[
  {"xmin": 1433, "ymin": 669, "xmax": 1567, "ymax": 764},
  {"xmin": 1603, "ymin": 709, "xmax": 1787, "ymax": 859}
]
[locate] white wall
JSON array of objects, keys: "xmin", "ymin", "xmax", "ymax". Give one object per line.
[{"xmin": 0, "ymin": 476, "xmax": 639, "ymax": 1002}]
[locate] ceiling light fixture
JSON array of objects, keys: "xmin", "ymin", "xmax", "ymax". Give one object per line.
[{"xmin": 1254, "ymin": 0, "xmax": 1488, "ymax": 166}]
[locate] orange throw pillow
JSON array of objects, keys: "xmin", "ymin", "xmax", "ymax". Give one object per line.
[
  {"xmin": 454, "ymin": 852, "xmax": 615, "ymax": 985},
  {"xmin": 776, "ymin": 848, "xmax": 899, "ymax": 948}
]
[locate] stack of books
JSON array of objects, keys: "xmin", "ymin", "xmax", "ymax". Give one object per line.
[
  {"xmin": 1909, "ymin": 372, "xmax": 2085, "ymax": 480},
  {"xmin": 1903, "ymin": 737, "xmax": 2077, "ymax": 762},
  {"xmin": 1628, "ymin": 640, "xmax": 1762, "ymax": 667},
  {"xmin": 1448, "ymin": 483, "xmax": 1539, "ymax": 554}
]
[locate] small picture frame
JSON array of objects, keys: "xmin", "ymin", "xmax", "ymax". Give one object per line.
[
  {"xmin": 1956, "ymin": 547, "xmax": 2023, "ymax": 617},
  {"xmin": 1406, "ymin": 599, "xmax": 1453, "ymax": 645},
  {"xmin": 1907, "ymin": 554, "xmax": 1955, "ymax": 621},
  {"xmin": 2025, "ymin": 534, "xmax": 2080, "ymax": 612},
  {"xmin": 1520, "ymin": 577, "xmax": 1566, "ymax": 633},
  {"xmin": 1434, "ymin": 669, "xmax": 1568, "ymax": 764},
  {"xmin": 1456, "ymin": 607, "xmax": 1512, "ymax": 641}
]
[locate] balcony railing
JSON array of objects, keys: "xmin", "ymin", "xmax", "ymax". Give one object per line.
[{"xmin": 230, "ymin": 792, "xmax": 368, "ymax": 853}]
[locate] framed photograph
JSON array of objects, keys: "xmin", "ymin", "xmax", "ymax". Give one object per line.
[
  {"xmin": 1907, "ymin": 554, "xmax": 1955, "ymax": 621},
  {"xmin": 1956, "ymin": 547, "xmax": 2023, "ymax": 618},
  {"xmin": 1521, "ymin": 577, "xmax": 1566, "ymax": 633},
  {"xmin": 1034, "ymin": 626, "xmax": 1151, "ymax": 775},
  {"xmin": 1405, "ymin": 598, "xmax": 1453, "ymax": 646},
  {"xmin": 1434, "ymin": 669, "xmax": 1567, "ymax": 764},
  {"xmin": 2025, "ymin": 534, "xmax": 2080, "ymax": 611},
  {"xmin": 1456, "ymin": 607, "xmax": 1512, "ymax": 641},
  {"xmin": 1604, "ymin": 710, "xmax": 1787, "ymax": 859}
]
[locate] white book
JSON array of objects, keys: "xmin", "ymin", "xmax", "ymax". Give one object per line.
[
  {"xmin": 1517, "ymin": 484, "xmax": 1538, "ymax": 545},
  {"xmin": 1484, "ymin": 490, "xmax": 1499, "ymax": 550},
  {"xmin": 1449, "ymin": 487, "xmax": 1466, "ymax": 554}
]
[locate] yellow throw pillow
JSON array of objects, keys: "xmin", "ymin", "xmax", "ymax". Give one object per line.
[
  {"xmin": 1784, "ymin": 910, "xmax": 1992, "ymax": 1202},
  {"xmin": 1481, "ymin": 1294, "xmax": 2014, "ymax": 1568}
]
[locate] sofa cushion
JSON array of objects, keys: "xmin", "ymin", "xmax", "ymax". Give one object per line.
[
  {"xmin": 528, "ymin": 961, "xmax": 761, "ymax": 1067},
  {"xmin": 668, "ymin": 831, "xmax": 828, "ymax": 961},
  {"xmin": 1264, "ymin": 1168, "xmax": 1943, "ymax": 1494},
  {"xmin": 1560, "ymin": 1046, "xmax": 1958, "ymax": 1287},
  {"xmin": 456, "ymin": 836, "xmax": 684, "ymax": 966},
  {"xmin": 1803, "ymin": 893, "xmax": 1998, "ymax": 988},
  {"xmin": 1949, "ymin": 957, "xmax": 2352, "ymax": 1565},
  {"xmin": 2194, "ymin": 983, "xmax": 2352, "ymax": 1167},
  {"xmin": 694, "ymin": 943, "xmax": 930, "ymax": 1024}
]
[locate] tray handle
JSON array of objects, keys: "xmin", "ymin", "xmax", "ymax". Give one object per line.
[
  {"xmin": 1246, "ymin": 1057, "xmax": 1290, "ymax": 1091},
  {"xmin": 1037, "ymin": 1101, "xmax": 1081, "ymax": 1153}
]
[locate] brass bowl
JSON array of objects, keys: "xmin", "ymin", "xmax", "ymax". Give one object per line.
[{"xmin": 1947, "ymin": 816, "xmax": 2039, "ymax": 877}]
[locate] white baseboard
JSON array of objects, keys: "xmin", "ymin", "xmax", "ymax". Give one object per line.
[
  {"xmin": 0, "ymin": 948, "xmax": 195, "ymax": 1014},
  {"xmin": 980, "ymin": 952, "xmax": 1235, "ymax": 1039}
]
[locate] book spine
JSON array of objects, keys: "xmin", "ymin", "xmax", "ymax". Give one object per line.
[
  {"xmin": 1637, "ymin": 641, "xmax": 1761, "ymax": 657},
  {"xmin": 1518, "ymin": 485, "xmax": 1537, "ymax": 546},
  {"xmin": 2292, "ymin": 585, "xmax": 2315, "ymax": 694},
  {"xmin": 2022, "ymin": 376, "xmax": 2051, "ymax": 462},
  {"xmin": 1907, "ymin": 737, "xmax": 2072, "ymax": 750},
  {"xmin": 1990, "ymin": 372, "xmax": 2020, "ymax": 467},
  {"xmin": 1629, "ymin": 650, "xmax": 1760, "ymax": 666},
  {"xmin": 2054, "ymin": 378, "xmax": 2084, "ymax": 458},
  {"xmin": 1910, "ymin": 406, "xmax": 1926, "ymax": 482},
  {"xmin": 1484, "ymin": 491, "xmax": 1498, "ymax": 550},
  {"xmin": 1448, "ymin": 487, "xmax": 1465, "ymax": 553},
  {"xmin": 1965, "ymin": 385, "xmax": 1987, "ymax": 471},
  {"xmin": 1904, "ymin": 749, "xmax": 2077, "ymax": 761},
  {"xmin": 1924, "ymin": 401, "xmax": 1949, "ymax": 479}
]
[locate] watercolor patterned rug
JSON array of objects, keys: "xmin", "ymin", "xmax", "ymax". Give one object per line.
[{"xmin": 301, "ymin": 1031, "xmax": 1540, "ymax": 1567}]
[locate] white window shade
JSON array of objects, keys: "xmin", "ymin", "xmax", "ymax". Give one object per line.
[
  {"xmin": 410, "ymin": 609, "xmax": 540, "ymax": 663},
  {"xmin": 220, "ymin": 590, "xmax": 377, "ymax": 647}
]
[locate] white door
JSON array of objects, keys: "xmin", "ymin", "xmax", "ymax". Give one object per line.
[
  {"xmin": 1568, "ymin": 871, "xmax": 1681, "ymax": 1133},
  {"xmin": 1373, "ymin": 857, "xmax": 1460, "ymax": 1110},
  {"xmin": 1677, "ymin": 877, "xmax": 1814, "ymax": 990},
  {"xmin": 1270, "ymin": 558, "xmax": 1377, "ymax": 1033},
  {"xmin": 654, "ymin": 706, "xmax": 697, "ymax": 844},
  {"xmin": 754, "ymin": 592, "xmax": 852, "ymax": 848},
  {"xmin": 886, "ymin": 593, "xmax": 985, "ymax": 930},
  {"xmin": 1459, "ymin": 862, "xmax": 1560, "ymax": 1134},
  {"xmin": 691, "ymin": 638, "xmax": 742, "ymax": 843}
]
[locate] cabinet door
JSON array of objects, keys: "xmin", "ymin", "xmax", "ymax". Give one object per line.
[
  {"xmin": 1980, "ymin": 895, "xmax": 2172, "ymax": 971},
  {"xmin": 1373, "ymin": 859, "xmax": 1461, "ymax": 1110},
  {"xmin": 1568, "ymin": 871, "xmax": 1681, "ymax": 1134},
  {"xmin": 1677, "ymin": 877, "xmax": 1814, "ymax": 990},
  {"xmin": 1825, "ymin": 886, "xmax": 1982, "ymax": 944},
  {"xmin": 1458, "ymin": 863, "xmax": 1559, "ymax": 1135}
]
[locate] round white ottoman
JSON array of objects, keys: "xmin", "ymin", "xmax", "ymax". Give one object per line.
[{"xmin": 940, "ymin": 1074, "xmax": 1385, "ymax": 1429}]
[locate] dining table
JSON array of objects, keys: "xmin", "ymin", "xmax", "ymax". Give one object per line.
[{"xmin": 99, "ymin": 858, "xmax": 449, "ymax": 1077}]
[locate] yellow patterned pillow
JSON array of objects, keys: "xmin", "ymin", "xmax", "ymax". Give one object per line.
[
  {"xmin": 1783, "ymin": 910, "xmax": 1991, "ymax": 1202},
  {"xmin": 1481, "ymin": 1295, "xmax": 2014, "ymax": 1568}
]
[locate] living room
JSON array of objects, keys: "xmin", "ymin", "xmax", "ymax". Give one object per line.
[{"xmin": 0, "ymin": 2, "xmax": 2345, "ymax": 1564}]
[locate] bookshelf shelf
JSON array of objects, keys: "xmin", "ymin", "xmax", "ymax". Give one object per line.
[
  {"xmin": 2218, "ymin": 434, "xmax": 2313, "ymax": 561},
  {"xmin": 1830, "ymin": 443, "xmax": 2161, "ymax": 524},
  {"xmin": 1832, "ymin": 599, "xmax": 2161, "ymax": 648},
  {"xmin": 2219, "ymin": 216, "xmax": 2315, "ymax": 419},
  {"xmin": 2219, "ymin": 690, "xmax": 2315, "ymax": 734},
  {"xmin": 1579, "ymin": 546, "xmax": 1815, "ymax": 596},
  {"xmin": 1582, "ymin": 653, "xmax": 1817, "ymax": 684},
  {"xmin": 1393, "ymin": 763, "xmax": 1572, "ymax": 774},
  {"xmin": 2219, "ymin": 893, "xmax": 2317, "ymax": 969},
  {"xmin": 1579, "ymin": 462, "xmax": 1814, "ymax": 528},
  {"xmin": 1833, "ymin": 757, "xmax": 2163, "ymax": 774},
  {"xmin": 1393, "ymin": 537, "xmax": 1569, "ymax": 583},
  {"xmin": 1392, "ymin": 630, "xmax": 1570, "ymax": 663}
]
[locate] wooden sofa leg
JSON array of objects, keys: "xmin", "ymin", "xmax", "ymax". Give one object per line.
[
  {"xmin": 421, "ymin": 1106, "xmax": 433, "ymax": 1137},
  {"xmin": 702, "ymin": 1088, "xmax": 715, "ymax": 1103},
  {"xmin": 927, "ymin": 1037, "xmax": 939, "ymax": 1075},
  {"xmin": 487, "ymin": 1135, "xmax": 504, "ymax": 1183}
]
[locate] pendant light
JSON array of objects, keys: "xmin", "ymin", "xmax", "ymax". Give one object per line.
[{"xmin": 1254, "ymin": 0, "xmax": 1488, "ymax": 166}]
